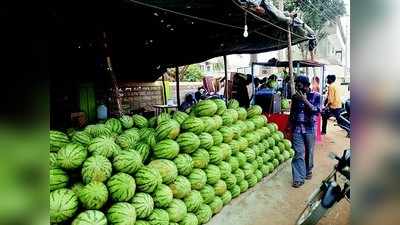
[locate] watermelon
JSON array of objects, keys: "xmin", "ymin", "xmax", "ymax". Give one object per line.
[
  {"xmin": 167, "ymin": 199, "xmax": 187, "ymax": 222},
  {"xmin": 113, "ymin": 150, "xmax": 143, "ymax": 174},
  {"xmin": 179, "ymin": 213, "xmax": 198, "ymax": 225},
  {"xmin": 244, "ymin": 120, "xmax": 255, "ymax": 132},
  {"xmin": 71, "ymin": 182, "xmax": 84, "ymax": 196},
  {"xmin": 266, "ymin": 149, "xmax": 275, "ymax": 159},
  {"xmin": 148, "ymin": 159, "xmax": 178, "ymax": 184},
  {"xmin": 226, "ymin": 109, "xmax": 239, "ymax": 122},
  {"xmin": 238, "ymin": 180, "xmax": 249, "ymax": 193},
  {"xmin": 242, "ymin": 163, "xmax": 254, "ymax": 179},
  {"xmin": 272, "ymin": 158, "xmax": 280, "ymax": 168},
  {"xmin": 136, "ymin": 221, "xmax": 151, "ymax": 225},
  {"xmin": 260, "ymin": 164, "xmax": 270, "ymax": 177},
  {"xmin": 250, "ymin": 115, "xmax": 266, "ymax": 129},
  {"xmin": 191, "ymin": 148, "xmax": 210, "ymax": 169},
  {"xmin": 266, "ymin": 162, "xmax": 275, "ymax": 173},
  {"xmin": 72, "ymin": 210, "xmax": 107, "ymax": 225},
  {"xmin": 260, "ymin": 127, "xmax": 271, "ymax": 138},
  {"xmin": 148, "ymin": 116, "xmax": 158, "ymax": 128},
  {"xmin": 66, "ymin": 128, "xmax": 76, "ymax": 137},
  {"xmin": 266, "ymin": 123, "xmax": 278, "ymax": 132},
  {"xmin": 228, "ymin": 140, "xmax": 240, "ymax": 155},
  {"xmin": 50, "ymin": 130, "xmax": 69, "ymax": 152},
  {"xmin": 132, "ymin": 114, "xmax": 149, "ymax": 128},
  {"xmin": 194, "ymin": 100, "xmax": 218, "ymax": 117},
  {"xmin": 213, "ymin": 180, "xmax": 227, "ymax": 196},
  {"xmin": 50, "ymin": 168, "xmax": 68, "ymax": 191},
  {"xmin": 230, "ymin": 185, "xmax": 241, "ymax": 198},
  {"xmin": 116, "ymin": 133, "xmax": 139, "ymax": 149},
  {"xmin": 219, "ymin": 126, "xmax": 234, "ymax": 143},
  {"xmin": 277, "ymin": 154, "xmax": 285, "ymax": 163},
  {"xmin": 198, "ymin": 133, "xmax": 214, "ymax": 150},
  {"xmin": 139, "ymin": 128, "xmax": 156, "ymax": 148},
  {"xmin": 212, "ymin": 115, "xmax": 223, "ymax": 130},
  {"xmin": 289, "ymin": 148, "xmax": 295, "ymax": 158},
  {"xmin": 261, "ymin": 153, "xmax": 271, "ymax": 164},
  {"xmin": 148, "ymin": 209, "xmax": 169, "ymax": 225},
  {"xmin": 236, "ymin": 107, "xmax": 247, "ymax": 121},
  {"xmin": 195, "ymin": 204, "xmax": 212, "ymax": 224},
  {"xmin": 188, "ymin": 169, "xmax": 207, "ymax": 190},
  {"xmin": 247, "ymin": 105, "xmax": 262, "ymax": 118},
  {"xmin": 227, "ymin": 99, "xmax": 239, "ymax": 109},
  {"xmin": 218, "ymin": 161, "xmax": 232, "ymax": 179},
  {"xmin": 184, "ymin": 190, "xmax": 203, "ymax": 212},
  {"xmin": 50, "ymin": 152, "xmax": 58, "ymax": 169},
  {"xmin": 219, "ymin": 143, "xmax": 232, "ymax": 160},
  {"xmin": 204, "ymin": 164, "xmax": 221, "ymax": 185},
  {"xmin": 174, "ymin": 154, "xmax": 194, "ymax": 176},
  {"xmin": 82, "ymin": 155, "xmax": 112, "ymax": 184},
  {"xmin": 86, "ymin": 124, "xmax": 112, "ymax": 138},
  {"xmin": 283, "ymin": 139, "xmax": 292, "ymax": 149},
  {"xmin": 212, "ymin": 99, "xmax": 227, "ymax": 115},
  {"xmin": 233, "ymin": 169, "xmax": 245, "ymax": 183},
  {"xmin": 221, "ymin": 111, "xmax": 234, "ymax": 126},
  {"xmin": 208, "ymin": 197, "xmax": 223, "ymax": 215},
  {"xmin": 50, "ymin": 188, "xmax": 78, "ymax": 223},
  {"xmin": 200, "ymin": 117, "xmax": 216, "ymax": 133},
  {"xmin": 173, "ymin": 111, "xmax": 189, "ymax": 124},
  {"xmin": 199, "ymin": 185, "xmax": 215, "ymax": 204},
  {"xmin": 210, "ymin": 130, "xmax": 223, "ymax": 146},
  {"xmin": 120, "ymin": 115, "xmax": 134, "ymax": 129},
  {"xmin": 251, "ymin": 160, "xmax": 259, "ymax": 172},
  {"xmin": 72, "ymin": 131, "xmax": 92, "ymax": 146},
  {"xmin": 228, "ymin": 157, "xmax": 239, "ymax": 172},
  {"xmin": 272, "ymin": 146, "xmax": 280, "ymax": 157},
  {"xmin": 79, "ymin": 182, "xmax": 108, "ymax": 209},
  {"xmin": 224, "ymin": 174, "xmax": 237, "ymax": 190},
  {"xmin": 235, "ymin": 152, "xmax": 247, "ymax": 167},
  {"xmin": 243, "ymin": 133, "xmax": 257, "ymax": 146},
  {"xmin": 169, "ymin": 176, "xmax": 192, "ymax": 199},
  {"xmin": 255, "ymin": 169, "xmax": 263, "ymax": 182},
  {"xmin": 176, "ymin": 132, "xmax": 200, "ymax": 154},
  {"xmin": 237, "ymin": 137, "xmax": 249, "ymax": 151},
  {"xmin": 135, "ymin": 166, "xmax": 162, "ymax": 193},
  {"xmin": 134, "ymin": 142, "xmax": 151, "ymax": 163},
  {"xmin": 131, "ymin": 193, "xmax": 154, "ymax": 219},
  {"xmin": 152, "ymin": 184, "xmax": 173, "ymax": 208},
  {"xmin": 220, "ymin": 190, "xmax": 232, "ymax": 205},
  {"xmin": 243, "ymin": 148, "xmax": 256, "ymax": 162},
  {"xmin": 88, "ymin": 136, "xmax": 120, "ymax": 158},
  {"xmin": 157, "ymin": 112, "xmax": 171, "ymax": 125},
  {"xmin": 154, "ymin": 139, "xmax": 180, "ymax": 159},
  {"xmin": 230, "ymin": 124, "xmax": 241, "ymax": 139},
  {"xmin": 252, "ymin": 144, "xmax": 262, "ymax": 156},
  {"xmin": 125, "ymin": 128, "xmax": 141, "ymax": 139},
  {"xmin": 107, "ymin": 202, "xmax": 137, "ymax": 225},
  {"xmin": 107, "ymin": 172, "xmax": 136, "ymax": 202},
  {"xmin": 208, "ymin": 146, "xmax": 223, "ymax": 164},
  {"xmin": 181, "ymin": 117, "xmax": 205, "ymax": 135},
  {"xmin": 105, "ymin": 118, "xmax": 123, "ymax": 134},
  {"xmin": 256, "ymin": 156, "xmax": 264, "ymax": 168},
  {"xmin": 246, "ymin": 174, "xmax": 257, "ymax": 188},
  {"xmin": 156, "ymin": 119, "xmax": 180, "ymax": 141}
]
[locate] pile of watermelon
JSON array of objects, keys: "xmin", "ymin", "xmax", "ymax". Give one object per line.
[{"xmin": 49, "ymin": 99, "xmax": 294, "ymax": 225}]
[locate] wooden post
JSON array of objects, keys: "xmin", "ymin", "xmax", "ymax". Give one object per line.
[
  {"xmin": 223, "ymin": 55, "xmax": 228, "ymax": 104},
  {"xmin": 251, "ymin": 62, "xmax": 255, "ymax": 105},
  {"xmin": 175, "ymin": 66, "xmax": 180, "ymax": 107},
  {"xmin": 162, "ymin": 74, "xmax": 167, "ymax": 105},
  {"xmin": 287, "ymin": 23, "xmax": 295, "ymax": 96}
]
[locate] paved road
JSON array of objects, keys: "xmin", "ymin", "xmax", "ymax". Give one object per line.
[{"xmin": 207, "ymin": 122, "xmax": 350, "ymax": 225}]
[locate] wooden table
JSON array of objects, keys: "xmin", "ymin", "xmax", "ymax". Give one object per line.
[{"xmin": 153, "ymin": 104, "xmax": 178, "ymax": 116}]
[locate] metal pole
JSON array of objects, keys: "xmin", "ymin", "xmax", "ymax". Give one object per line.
[
  {"xmin": 321, "ymin": 66, "xmax": 325, "ymax": 105},
  {"xmin": 223, "ymin": 55, "xmax": 228, "ymax": 104},
  {"xmin": 175, "ymin": 66, "xmax": 180, "ymax": 107},
  {"xmin": 251, "ymin": 62, "xmax": 255, "ymax": 105},
  {"xmin": 287, "ymin": 23, "xmax": 295, "ymax": 96},
  {"xmin": 162, "ymin": 74, "xmax": 167, "ymax": 105}
]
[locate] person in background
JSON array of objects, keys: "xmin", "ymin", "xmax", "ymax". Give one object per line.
[
  {"xmin": 321, "ymin": 75, "xmax": 342, "ymax": 134},
  {"xmin": 311, "ymin": 76, "xmax": 322, "ymax": 143},
  {"xmin": 312, "ymin": 76, "xmax": 320, "ymax": 92},
  {"xmin": 179, "ymin": 93, "xmax": 195, "ymax": 112},
  {"xmin": 290, "ymin": 75, "xmax": 321, "ymax": 188},
  {"xmin": 231, "ymin": 73, "xmax": 251, "ymax": 108}
]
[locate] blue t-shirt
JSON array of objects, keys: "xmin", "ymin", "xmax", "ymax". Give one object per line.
[{"xmin": 290, "ymin": 92, "xmax": 321, "ymax": 134}]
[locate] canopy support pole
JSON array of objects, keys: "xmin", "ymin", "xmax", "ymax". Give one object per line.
[
  {"xmin": 162, "ymin": 74, "xmax": 167, "ymax": 105},
  {"xmin": 251, "ymin": 62, "xmax": 255, "ymax": 105},
  {"xmin": 175, "ymin": 67, "xmax": 180, "ymax": 107},
  {"xmin": 223, "ymin": 55, "xmax": 228, "ymax": 104},
  {"xmin": 287, "ymin": 23, "xmax": 295, "ymax": 96}
]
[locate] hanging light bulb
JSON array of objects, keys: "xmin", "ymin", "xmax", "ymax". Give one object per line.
[{"xmin": 243, "ymin": 12, "xmax": 248, "ymax": 38}]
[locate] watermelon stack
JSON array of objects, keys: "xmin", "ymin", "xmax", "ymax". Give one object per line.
[{"xmin": 49, "ymin": 103, "xmax": 294, "ymax": 224}]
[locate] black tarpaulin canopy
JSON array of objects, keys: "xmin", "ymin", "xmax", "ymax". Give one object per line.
[{"xmin": 253, "ymin": 60, "xmax": 325, "ymax": 68}]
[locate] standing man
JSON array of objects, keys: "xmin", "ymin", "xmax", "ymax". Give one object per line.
[
  {"xmin": 321, "ymin": 75, "xmax": 342, "ymax": 134},
  {"xmin": 290, "ymin": 76, "xmax": 321, "ymax": 188}
]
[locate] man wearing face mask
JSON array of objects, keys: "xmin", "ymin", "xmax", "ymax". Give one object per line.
[{"xmin": 290, "ymin": 75, "xmax": 321, "ymax": 188}]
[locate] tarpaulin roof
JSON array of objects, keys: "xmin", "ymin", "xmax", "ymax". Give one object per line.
[
  {"xmin": 253, "ymin": 59, "xmax": 324, "ymax": 68},
  {"xmin": 49, "ymin": 0, "xmax": 315, "ymax": 82}
]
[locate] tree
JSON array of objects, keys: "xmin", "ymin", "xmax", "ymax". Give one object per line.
[{"xmin": 182, "ymin": 64, "xmax": 204, "ymax": 82}]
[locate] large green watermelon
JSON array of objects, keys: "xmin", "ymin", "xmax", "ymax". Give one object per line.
[
  {"xmin": 213, "ymin": 180, "xmax": 227, "ymax": 196},
  {"xmin": 188, "ymin": 169, "xmax": 207, "ymax": 190},
  {"xmin": 135, "ymin": 166, "xmax": 162, "ymax": 193},
  {"xmin": 208, "ymin": 146, "xmax": 223, "ymax": 164},
  {"xmin": 183, "ymin": 190, "xmax": 203, "ymax": 212},
  {"xmin": 105, "ymin": 118, "xmax": 123, "ymax": 134},
  {"xmin": 179, "ymin": 213, "xmax": 198, "ymax": 225},
  {"xmin": 71, "ymin": 182, "xmax": 84, "ymax": 196},
  {"xmin": 107, "ymin": 202, "xmax": 137, "ymax": 225},
  {"xmin": 148, "ymin": 159, "xmax": 178, "ymax": 184},
  {"xmin": 210, "ymin": 130, "xmax": 223, "ymax": 146},
  {"xmin": 230, "ymin": 185, "xmax": 241, "ymax": 199},
  {"xmin": 199, "ymin": 185, "xmax": 215, "ymax": 204},
  {"xmin": 219, "ymin": 126, "xmax": 234, "ymax": 143},
  {"xmin": 212, "ymin": 99, "xmax": 227, "ymax": 115},
  {"xmin": 224, "ymin": 174, "xmax": 237, "ymax": 190},
  {"xmin": 199, "ymin": 117, "xmax": 216, "ymax": 134},
  {"xmin": 136, "ymin": 220, "xmax": 151, "ymax": 225},
  {"xmin": 194, "ymin": 100, "xmax": 218, "ymax": 117},
  {"xmin": 228, "ymin": 140, "xmax": 240, "ymax": 155},
  {"xmin": 148, "ymin": 209, "xmax": 170, "ymax": 225},
  {"xmin": 157, "ymin": 112, "xmax": 171, "ymax": 125},
  {"xmin": 204, "ymin": 164, "xmax": 221, "ymax": 185},
  {"xmin": 81, "ymin": 155, "xmax": 112, "ymax": 184},
  {"xmin": 198, "ymin": 133, "xmax": 214, "ymax": 150},
  {"xmin": 237, "ymin": 137, "xmax": 249, "ymax": 151},
  {"xmin": 50, "ymin": 188, "xmax": 78, "ymax": 223},
  {"xmin": 167, "ymin": 199, "xmax": 187, "ymax": 222},
  {"xmin": 86, "ymin": 124, "xmax": 112, "ymax": 138},
  {"xmin": 243, "ymin": 133, "xmax": 258, "ymax": 146},
  {"xmin": 220, "ymin": 190, "xmax": 232, "ymax": 205},
  {"xmin": 173, "ymin": 111, "xmax": 189, "ymax": 124},
  {"xmin": 181, "ymin": 117, "xmax": 205, "ymax": 135},
  {"xmin": 247, "ymin": 105, "xmax": 262, "ymax": 118},
  {"xmin": 236, "ymin": 107, "xmax": 247, "ymax": 121},
  {"xmin": 131, "ymin": 193, "xmax": 154, "ymax": 219},
  {"xmin": 132, "ymin": 114, "xmax": 149, "ymax": 128},
  {"xmin": 72, "ymin": 210, "xmax": 107, "ymax": 225},
  {"xmin": 79, "ymin": 182, "xmax": 108, "ymax": 209},
  {"xmin": 243, "ymin": 148, "xmax": 256, "ymax": 162},
  {"xmin": 174, "ymin": 154, "xmax": 194, "ymax": 176},
  {"xmin": 88, "ymin": 136, "xmax": 121, "ymax": 158},
  {"xmin": 153, "ymin": 139, "xmax": 180, "ymax": 159},
  {"xmin": 256, "ymin": 156, "xmax": 264, "ymax": 168},
  {"xmin": 246, "ymin": 174, "xmax": 258, "ymax": 188},
  {"xmin": 238, "ymin": 180, "xmax": 249, "ymax": 193},
  {"xmin": 50, "ymin": 168, "xmax": 69, "ymax": 191},
  {"xmin": 212, "ymin": 115, "xmax": 223, "ymax": 130},
  {"xmin": 50, "ymin": 130, "xmax": 69, "ymax": 152},
  {"xmin": 218, "ymin": 161, "xmax": 232, "ymax": 179},
  {"xmin": 176, "ymin": 132, "xmax": 200, "ymax": 154},
  {"xmin": 244, "ymin": 120, "xmax": 255, "ymax": 132},
  {"xmin": 233, "ymin": 169, "xmax": 245, "ymax": 183},
  {"xmin": 113, "ymin": 150, "xmax": 143, "ymax": 174},
  {"xmin": 134, "ymin": 142, "xmax": 151, "ymax": 163},
  {"xmin": 228, "ymin": 157, "xmax": 239, "ymax": 172},
  {"xmin": 195, "ymin": 204, "xmax": 212, "ymax": 224},
  {"xmin": 191, "ymin": 148, "xmax": 210, "ymax": 169},
  {"xmin": 235, "ymin": 152, "xmax": 247, "ymax": 167},
  {"xmin": 107, "ymin": 172, "xmax": 136, "ymax": 202},
  {"xmin": 227, "ymin": 99, "xmax": 239, "ymax": 109},
  {"xmin": 260, "ymin": 164, "xmax": 270, "ymax": 177},
  {"xmin": 221, "ymin": 111, "xmax": 234, "ymax": 126},
  {"xmin": 208, "ymin": 197, "xmax": 223, "ymax": 215},
  {"xmin": 116, "ymin": 133, "xmax": 139, "ymax": 149},
  {"xmin": 219, "ymin": 143, "xmax": 232, "ymax": 160},
  {"xmin": 125, "ymin": 128, "xmax": 141, "ymax": 140},
  {"xmin": 120, "ymin": 115, "xmax": 134, "ymax": 129},
  {"xmin": 71, "ymin": 131, "xmax": 92, "ymax": 146},
  {"xmin": 241, "ymin": 163, "xmax": 255, "ymax": 179},
  {"xmin": 156, "ymin": 119, "xmax": 181, "ymax": 141},
  {"xmin": 152, "ymin": 184, "xmax": 173, "ymax": 208},
  {"xmin": 255, "ymin": 169, "xmax": 263, "ymax": 182},
  {"xmin": 169, "ymin": 176, "xmax": 192, "ymax": 199}
]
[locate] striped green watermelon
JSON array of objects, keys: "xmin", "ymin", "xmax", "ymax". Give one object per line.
[
  {"xmin": 208, "ymin": 146, "xmax": 223, "ymax": 164},
  {"xmin": 229, "ymin": 185, "xmax": 241, "ymax": 198},
  {"xmin": 236, "ymin": 107, "xmax": 247, "ymax": 121},
  {"xmin": 79, "ymin": 182, "xmax": 108, "ymax": 209},
  {"xmin": 184, "ymin": 190, "xmax": 203, "ymax": 212},
  {"xmin": 113, "ymin": 150, "xmax": 143, "ymax": 174},
  {"xmin": 238, "ymin": 180, "xmax": 249, "ymax": 193},
  {"xmin": 72, "ymin": 210, "xmax": 107, "ymax": 225},
  {"xmin": 72, "ymin": 131, "xmax": 91, "ymax": 146},
  {"xmin": 125, "ymin": 128, "xmax": 140, "ymax": 139},
  {"xmin": 190, "ymin": 148, "xmax": 209, "ymax": 169},
  {"xmin": 176, "ymin": 132, "xmax": 200, "ymax": 154},
  {"xmin": 71, "ymin": 182, "xmax": 84, "ymax": 196},
  {"xmin": 167, "ymin": 199, "xmax": 187, "ymax": 222},
  {"xmin": 228, "ymin": 156, "xmax": 239, "ymax": 172},
  {"xmin": 260, "ymin": 164, "xmax": 270, "ymax": 177},
  {"xmin": 50, "ymin": 152, "xmax": 58, "ymax": 169},
  {"xmin": 254, "ymin": 143, "xmax": 264, "ymax": 156},
  {"xmin": 255, "ymin": 169, "xmax": 263, "ymax": 182},
  {"xmin": 266, "ymin": 122, "xmax": 278, "ymax": 132},
  {"xmin": 57, "ymin": 143, "xmax": 87, "ymax": 169},
  {"xmin": 208, "ymin": 196, "xmax": 223, "ymax": 215},
  {"xmin": 181, "ymin": 117, "xmax": 205, "ymax": 135},
  {"xmin": 116, "ymin": 133, "xmax": 138, "ymax": 149},
  {"xmin": 188, "ymin": 169, "xmax": 207, "ymax": 190},
  {"xmin": 120, "ymin": 115, "xmax": 134, "ymax": 129},
  {"xmin": 152, "ymin": 184, "xmax": 173, "ymax": 208},
  {"xmin": 235, "ymin": 152, "xmax": 246, "ymax": 167},
  {"xmin": 148, "ymin": 159, "xmax": 178, "ymax": 184},
  {"xmin": 135, "ymin": 166, "xmax": 162, "ymax": 193},
  {"xmin": 237, "ymin": 137, "xmax": 249, "ymax": 151},
  {"xmin": 194, "ymin": 100, "xmax": 218, "ymax": 117},
  {"xmin": 213, "ymin": 180, "xmax": 227, "ymax": 196},
  {"xmin": 173, "ymin": 111, "xmax": 189, "ymax": 124},
  {"xmin": 212, "ymin": 115, "xmax": 223, "ymax": 130},
  {"xmin": 246, "ymin": 174, "xmax": 257, "ymax": 188},
  {"xmin": 251, "ymin": 160, "xmax": 259, "ymax": 172},
  {"xmin": 131, "ymin": 193, "xmax": 154, "ymax": 219},
  {"xmin": 282, "ymin": 139, "xmax": 292, "ymax": 149},
  {"xmin": 250, "ymin": 115, "xmax": 266, "ymax": 129},
  {"xmin": 272, "ymin": 146, "xmax": 280, "ymax": 157},
  {"xmin": 50, "ymin": 130, "xmax": 69, "ymax": 152},
  {"xmin": 224, "ymin": 174, "xmax": 237, "ymax": 190},
  {"xmin": 50, "ymin": 168, "xmax": 68, "ymax": 191},
  {"xmin": 199, "ymin": 117, "xmax": 216, "ymax": 133},
  {"xmin": 244, "ymin": 120, "xmax": 256, "ymax": 133},
  {"xmin": 219, "ymin": 126, "xmax": 234, "ymax": 143},
  {"xmin": 266, "ymin": 149, "xmax": 275, "ymax": 159},
  {"xmin": 218, "ymin": 161, "xmax": 232, "ymax": 179},
  {"xmin": 86, "ymin": 124, "xmax": 112, "ymax": 138},
  {"xmin": 156, "ymin": 119, "xmax": 180, "ymax": 141},
  {"xmin": 221, "ymin": 111, "xmax": 234, "ymax": 126},
  {"xmin": 67, "ymin": 128, "xmax": 76, "ymax": 137},
  {"xmin": 138, "ymin": 128, "xmax": 157, "ymax": 148},
  {"xmin": 174, "ymin": 154, "xmax": 193, "ymax": 176},
  {"xmin": 243, "ymin": 133, "xmax": 257, "ymax": 146},
  {"xmin": 169, "ymin": 175, "xmax": 192, "ymax": 199},
  {"xmin": 153, "ymin": 139, "xmax": 180, "ymax": 159},
  {"xmin": 195, "ymin": 204, "xmax": 212, "ymax": 224},
  {"xmin": 136, "ymin": 221, "xmax": 151, "ymax": 225},
  {"xmin": 107, "ymin": 202, "xmax": 137, "ymax": 225},
  {"xmin": 242, "ymin": 163, "xmax": 254, "ymax": 179},
  {"xmin": 226, "ymin": 109, "xmax": 239, "ymax": 122},
  {"xmin": 243, "ymin": 148, "xmax": 256, "ymax": 162},
  {"xmin": 179, "ymin": 213, "xmax": 198, "ymax": 225},
  {"xmin": 107, "ymin": 172, "xmax": 136, "ymax": 202},
  {"xmin": 220, "ymin": 190, "xmax": 232, "ymax": 205},
  {"xmin": 256, "ymin": 156, "xmax": 264, "ymax": 168},
  {"xmin": 50, "ymin": 189, "xmax": 78, "ymax": 223},
  {"xmin": 88, "ymin": 136, "xmax": 120, "ymax": 158},
  {"xmin": 134, "ymin": 142, "xmax": 151, "ymax": 163},
  {"xmin": 261, "ymin": 153, "xmax": 272, "ymax": 164},
  {"xmin": 227, "ymin": 99, "xmax": 239, "ymax": 109},
  {"xmin": 212, "ymin": 99, "xmax": 227, "ymax": 115},
  {"xmin": 133, "ymin": 114, "xmax": 149, "ymax": 128},
  {"xmin": 199, "ymin": 185, "xmax": 215, "ymax": 204},
  {"xmin": 198, "ymin": 133, "xmax": 213, "ymax": 149},
  {"xmin": 247, "ymin": 105, "xmax": 263, "ymax": 118},
  {"xmin": 204, "ymin": 164, "xmax": 221, "ymax": 185},
  {"xmin": 82, "ymin": 155, "xmax": 112, "ymax": 184},
  {"xmin": 260, "ymin": 126, "xmax": 271, "ymax": 138},
  {"xmin": 105, "ymin": 118, "xmax": 123, "ymax": 134},
  {"xmin": 234, "ymin": 169, "xmax": 245, "ymax": 183},
  {"xmin": 228, "ymin": 140, "xmax": 240, "ymax": 155},
  {"xmin": 157, "ymin": 112, "xmax": 171, "ymax": 125},
  {"xmin": 219, "ymin": 143, "xmax": 232, "ymax": 160},
  {"xmin": 210, "ymin": 130, "xmax": 223, "ymax": 146},
  {"xmin": 148, "ymin": 116, "xmax": 158, "ymax": 128},
  {"xmin": 229, "ymin": 124, "xmax": 241, "ymax": 140}
]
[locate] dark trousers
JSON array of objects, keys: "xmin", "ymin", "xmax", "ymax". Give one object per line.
[
  {"xmin": 292, "ymin": 131, "xmax": 315, "ymax": 183},
  {"xmin": 321, "ymin": 108, "xmax": 341, "ymax": 133}
]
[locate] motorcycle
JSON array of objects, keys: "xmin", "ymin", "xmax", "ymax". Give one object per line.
[
  {"xmin": 336, "ymin": 99, "xmax": 350, "ymax": 137},
  {"xmin": 296, "ymin": 149, "xmax": 351, "ymax": 225}
]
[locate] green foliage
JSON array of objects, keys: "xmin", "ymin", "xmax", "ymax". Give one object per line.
[{"xmin": 182, "ymin": 65, "xmax": 204, "ymax": 82}]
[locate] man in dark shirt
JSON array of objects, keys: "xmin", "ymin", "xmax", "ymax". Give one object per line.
[{"xmin": 290, "ymin": 75, "xmax": 321, "ymax": 188}]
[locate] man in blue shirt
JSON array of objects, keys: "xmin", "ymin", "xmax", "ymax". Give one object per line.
[{"xmin": 290, "ymin": 76, "xmax": 321, "ymax": 188}]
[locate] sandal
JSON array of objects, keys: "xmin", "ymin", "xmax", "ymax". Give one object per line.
[
  {"xmin": 292, "ymin": 181, "xmax": 304, "ymax": 188},
  {"xmin": 306, "ymin": 173, "xmax": 313, "ymax": 180}
]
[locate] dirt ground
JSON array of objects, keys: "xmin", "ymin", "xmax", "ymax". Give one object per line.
[{"xmin": 207, "ymin": 122, "xmax": 351, "ymax": 225}]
